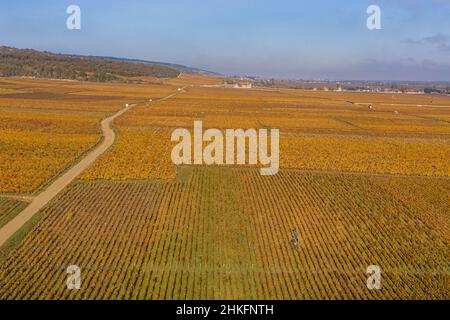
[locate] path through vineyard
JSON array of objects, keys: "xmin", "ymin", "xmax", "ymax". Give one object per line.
[{"xmin": 0, "ymin": 89, "xmax": 182, "ymax": 247}]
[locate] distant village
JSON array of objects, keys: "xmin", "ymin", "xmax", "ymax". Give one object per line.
[{"xmin": 216, "ymin": 77, "xmax": 450, "ymax": 96}]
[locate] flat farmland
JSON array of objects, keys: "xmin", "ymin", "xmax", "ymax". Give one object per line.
[
  {"xmin": 0, "ymin": 78, "xmax": 449, "ymax": 300},
  {"xmin": 0, "ymin": 198, "xmax": 27, "ymax": 228},
  {"xmin": 0, "ymin": 167, "xmax": 447, "ymax": 299},
  {"xmin": 0, "ymin": 78, "xmax": 177, "ymax": 193},
  {"xmin": 82, "ymin": 86, "xmax": 450, "ymax": 181}
]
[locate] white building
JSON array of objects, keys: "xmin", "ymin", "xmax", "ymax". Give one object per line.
[{"xmin": 233, "ymin": 82, "xmax": 252, "ymax": 89}]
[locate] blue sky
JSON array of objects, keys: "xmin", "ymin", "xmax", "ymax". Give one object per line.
[{"xmin": 1, "ymin": 0, "xmax": 449, "ymax": 81}]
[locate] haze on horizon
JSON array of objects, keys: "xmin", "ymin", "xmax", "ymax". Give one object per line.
[{"xmin": 0, "ymin": 0, "xmax": 449, "ymax": 81}]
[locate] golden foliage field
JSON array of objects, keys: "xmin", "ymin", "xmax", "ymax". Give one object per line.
[
  {"xmin": 82, "ymin": 85, "xmax": 450, "ymax": 181},
  {"xmin": 0, "ymin": 167, "xmax": 447, "ymax": 299},
  {"xmin": 163, "ymin": 73, "xmax": 223, "ymax": 87},
  {"xmin": 2, "ymin": 76, "xmax": 449, "ymax": 188},
  {"xmin": 1, "ymin": 128, "xmax": 98, "ymax": 193},
  {"xmin": 81, "ymin": 127, "xmax": 176, "ymax": 181},
  {"xmin": 4, "ymin": 77, "xmax": 448, "ymax": 190},
  {"xmin": 0, "ymin": 77, "xmax": 449, "ymax": 300},
  {"xmin": 0, "ymin": 78, "xmax": 179, "ymax": 193}
]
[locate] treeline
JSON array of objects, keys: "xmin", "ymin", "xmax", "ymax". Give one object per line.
[
  {"xmin": 424, "ymin": 87, "xmax": 450, "ymax": 95},
  {"xmin": 0, "ymin": 46, "xmax": 180, "ymax": 82}
]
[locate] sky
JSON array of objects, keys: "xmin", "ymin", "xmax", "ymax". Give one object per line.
[{"xmin": 0, "ymin": 0, "xmax": 449, "ymax": 81}]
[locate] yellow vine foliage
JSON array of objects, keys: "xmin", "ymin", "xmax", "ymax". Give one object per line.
[{"xmin": 0, "ymin": 78, "xmax": 182, "ymax": 192}]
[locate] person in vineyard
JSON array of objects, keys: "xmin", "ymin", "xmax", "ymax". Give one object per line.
[{"xmin": 292, "ymin": 227, "xmax": 299, "ymax": 247}]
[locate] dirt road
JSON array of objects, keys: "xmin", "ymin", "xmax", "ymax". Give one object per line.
[
  {"xmin": 0, "ymin": 103, "xmax": 138, "ymax": 246},
  {"xmin": 0, "ymin": 87, "xmax": 188, "ymax": 247}
]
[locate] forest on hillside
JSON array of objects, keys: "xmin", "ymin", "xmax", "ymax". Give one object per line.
[{"xmin": 0, "ymin": 46, "xmax": 180, "ymax": 82}]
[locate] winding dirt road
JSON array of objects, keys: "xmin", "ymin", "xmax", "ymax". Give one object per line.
[
  {"xmin": 0, "ymin": 103, "xmax": 138, "ymax": 246},
  {"xmin": 0, "ymin": 87, "xmax": 189, "ymax": 247}
]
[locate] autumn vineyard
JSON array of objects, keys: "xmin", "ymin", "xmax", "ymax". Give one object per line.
[{"xmin": 0, "ymin": 74, "xmax": 449, "ymax": 300}]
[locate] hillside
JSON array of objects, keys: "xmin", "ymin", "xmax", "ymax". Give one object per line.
[
  {"xmin": 0, "ymin": 46, "xmax": 181, "ymax": 82},
  {"xmin": 94, "ymin": 55, "xmax": 221, "ymax": 76}
]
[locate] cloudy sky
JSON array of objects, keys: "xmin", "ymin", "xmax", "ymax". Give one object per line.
[{"xmin": 1, "ymin": 0, "xmax": 449, "ymax": 81}]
